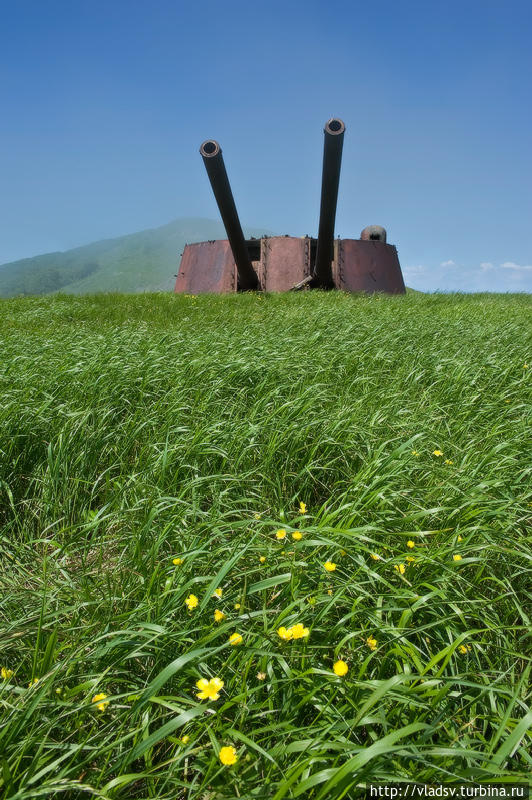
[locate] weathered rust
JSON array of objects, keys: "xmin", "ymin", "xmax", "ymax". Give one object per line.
[
  {"xmin": 335, "ymin": 239, "xmax": 405, "ymax": 293},
  {"xmin": 199, "ymin": 140, "xmax": 259, "ymax": 291},
  {"xmin": 174, "ymin": 120, "xmax": 406, "ymax": 295}
]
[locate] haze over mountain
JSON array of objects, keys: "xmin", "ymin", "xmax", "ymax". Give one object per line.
[{"xmin": 0, "ymin": 218, "xmax": 271, "ymax": 297}]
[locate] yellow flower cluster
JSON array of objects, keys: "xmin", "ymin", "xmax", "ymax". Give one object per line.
[
  {"xmin": 277, "ymin": 622, "xmax": 309, "ymax": 641},
  {"xmin": 214, "ymin": 609, "xmax": 225, "ymax": 623},
  {"xmin": 276, "ymin": 529, "xmax": 287, "ymax": 540},
  {"xmin": 324, "ymin": 561, "xmax": 336, "ymax": 572},
  {"xmin": 366, "ymin": 635, "xmax": 377, "ymax": 651},
  {"xmin": 229, "ymin": 632, "xmax": 243, "ymax": 645},
  {"xmin": 1, "ymin": 667, "xmax": 14, "ymax": 680}
]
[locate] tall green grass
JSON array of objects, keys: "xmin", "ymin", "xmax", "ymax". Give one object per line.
[{"xmin": 0, "ymin": 291, "xmax": 530, "ymax": 799}]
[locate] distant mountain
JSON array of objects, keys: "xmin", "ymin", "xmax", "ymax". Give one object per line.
[{"xmin": 0, "ymin": 218, "xmax": 272, "ymax": 297}]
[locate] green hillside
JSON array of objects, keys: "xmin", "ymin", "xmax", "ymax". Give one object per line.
[
  {"xmin": 0, "ymin": 218, "xmax": 270, "ymax": 297},
  {"xmin": 0, "ymin": 292, "xmax": 530, "ymax": 798}
]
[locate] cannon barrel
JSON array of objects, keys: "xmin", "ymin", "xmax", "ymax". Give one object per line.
[
  {"xmin": 313, "ymin": 118, "xmax": 345, "ymax": 288},
  {"xmin": 200, "ymin": 140, "xmax": 259, "ymax": 291}
]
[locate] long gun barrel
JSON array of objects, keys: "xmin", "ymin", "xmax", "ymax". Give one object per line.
[
  {"xmin": 313, "ymin": 118, "xmax": 345, "ymax": 288},
  {"xmin": 200, "ymin": 140, "xmax": 259, "ymax": 291}
]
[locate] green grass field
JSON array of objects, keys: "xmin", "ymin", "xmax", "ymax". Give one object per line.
[{"xmin": 0, "ymin": 291, "xmax": 531, "ymax": 799}]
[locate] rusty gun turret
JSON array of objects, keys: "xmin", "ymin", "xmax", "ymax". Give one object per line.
[
  {"xmin": 313, "ymin": 118, "xmax": 345, "ymax": 288},
  {"xmin": 176, "ymin": 120, "xmax": 405, "ymax": 296},
  {"xmin": 200, "ymin": 140, "xmax": 259, "ymax": 291}
]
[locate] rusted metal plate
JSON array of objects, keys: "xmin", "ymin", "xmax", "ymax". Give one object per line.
[
  {"xmin": 261, "ymin": 236, "xmax": 309, "ymax": 292},
  {"xmin": 174, "ymin": 240, "xmax": 236, "ymax": 294},
  {"xmin": 335, "ymin": 239, "xmax": 406, "ymax": 294}
]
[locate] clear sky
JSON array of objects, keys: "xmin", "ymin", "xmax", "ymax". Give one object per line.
[{"xmin": 1, "ymin": 0, "xmax": 531, "ymax": 291}]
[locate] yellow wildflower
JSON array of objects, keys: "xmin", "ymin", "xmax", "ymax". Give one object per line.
[
  {"xmin": 524, "ymin": 364, "xmax": 528, "ymax": 369},
  {"xmin": 299, "ymin": 501, "xmax": 307, "ymax": 514},
  {"xmin": 453, "ymin": 554, "xmax": 462, "ymax": 561},
  {"xmin": 277, "ymin": 626, "xmax": 293, "ymax": 641},
  {"xmin": 458, "ymin": 645, "xmax": 469, "ymax": 655},
  {"xmin": 219, "ymin": 745, "xmax": 238, "ymax": 765},
  {"xmin": 370, "ymin": 553, "xmax": 381, "ymax": 561},
  {"xmin": 327, "ymin": 589, "xmax": 333, "ymax": 595},
  {"xmin": 259, "ymin": 555, "xmax": 266, "ymax": 563},
  {"xmin": 196, "ymin": 676, "xmax": 224, "ymax": 701},
  {"xmin": 324, "ymin": 561, "xmax": 337, "ymax": 572},
  {"xmin": 340, "ymin": 549, "xmax": 347, "ymax": 557},
  {"xmin": 185, "ymin": 594, "xmax": 199, "ymax": 610},
  {"xmin": 433, "ymin": 450, "xmax": 444, "ymax": 457},
  {"xmin": 276, "ymin": 529, "xmax": 287, "ymax": 540},
  {"xmin": 92, "ymin": 692, "xmax": 109, "ymax": 711},
  {"xmin": 394, "ymin": 563, "xmax": 406, "ymax": 574},
  {"xmin": 254, "ymin": 513, "xmax": 261, "ymax": 519},
  {"xmin": 229, "ymin": 632, "xmax": 243, "ymax": 646},
  {"xmin": 172, "ymin": 557, "xmax": 183, "ymax": 566},
  {"xmin": 181, "ymin": 735, "xmax": 190, "ymax": 744},
  {"xmin": 457, "ymin": 535, "xmax": 463, "ymax": 542},
  {"xmin": 234, "ymin": 603, "xmax": 241, "ymax": 610},
  {"xmin": 333, "ymin": 660, "xmax": 348, "ymax": 676},
  {"xmin": 445, "ymin": 459, "xmax": 453, "ymax": 465},
  {"xmin": 257, "ymin": 671, "xmax": 266, "ymax": 680},
  {"xmin": 214, "ymin": 609, "xmax": 225, "ymax": 623},
  {"xmin": 411, "ymin": 450, "xmax": 420, "ymax": 456},
  {"xmin": 366, "ymin": 636, "xmax": 377, "ymax": 651},
  {"xmin": 28, "ymin": 678, "xmax": 39, "ymax": 687},
  {"xmin": 213, "ymin": 587, "xmax": 223, "ymax": 599},
  {"xmin": 290, "ymin": 623, "xmax": 310, "ymax": 639},
  {"xmin": 407, "ymin": 540, "xmax": 415, "ymax": 549},
  {"xmin": 1, "ymin": 667, "xmax": 14, "ymax": 680},
  {"xmin": 292, "ymin": 531, "xmax": 303, "ymax": 541},
  {"xmin": 406, "ymin": 555, "xmax": 416, "ymax": 563}
]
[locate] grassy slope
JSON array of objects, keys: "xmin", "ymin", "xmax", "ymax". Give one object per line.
[
  {"xmin": 0, "ymin": 292, "xmax": 531, "ymax": 799},
  {"xmin": 0, "ymin": 218, "xmax": 270, "ymax": 297}
]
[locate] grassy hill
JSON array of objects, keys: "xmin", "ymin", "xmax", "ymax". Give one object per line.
[
  {"xmin": 0, "ymin": 292, "xmax": 530, "ymax": 798},
  {"xmin": 0, "ymin": 218, "xmax": 270, "ymax": 297}
]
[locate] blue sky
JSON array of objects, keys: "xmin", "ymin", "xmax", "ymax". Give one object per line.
[{"xmin": 1, "ymin": 0, "xmax": 531, "ymax": 291}]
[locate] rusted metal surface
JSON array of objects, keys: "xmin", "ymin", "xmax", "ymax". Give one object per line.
[
  {"xmin": 175, "ymin": 240, "xmax": 236, "ymax": 294},
  {"xmin": 261, "ymin": 237, "xmax": 309, "ymax": 292},
  {"xmin": 313, "ymin": 118, "xmax": 345, "ymax": 289},
  {"xmin": 335, "ymin": 240, "xmax": 405, "ymax": 294},
  {"xmin": 200, "ymin": 140, "xmax": 259, "ymax": 290},
  {"xmin": 175, "ymin": 236, "xmax": 405, "ymax": 295}
]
